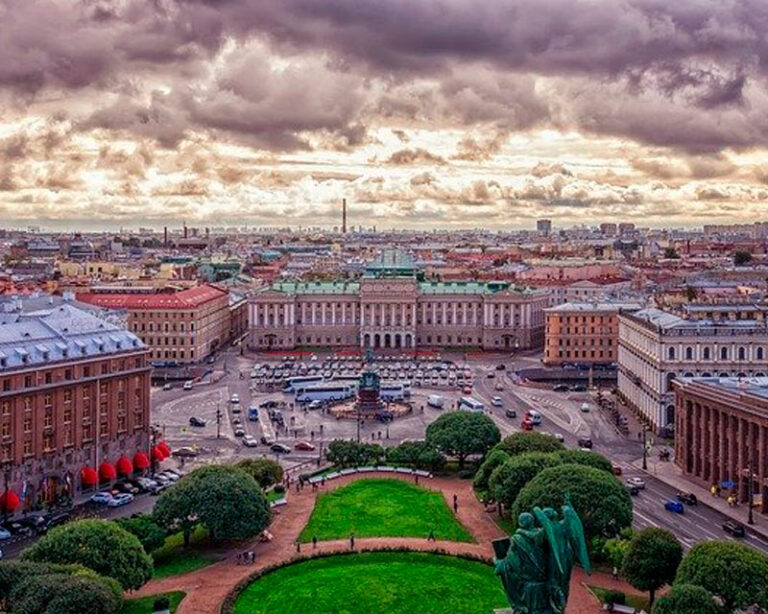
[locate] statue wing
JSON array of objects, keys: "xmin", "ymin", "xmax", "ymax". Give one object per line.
[
  {"xmin": 533, "ymin": 507, "xmax": 564, "ymax": 575},
  {"xmin": 562, "ymin": 502, "xmax": 591, "ymax": 574}
]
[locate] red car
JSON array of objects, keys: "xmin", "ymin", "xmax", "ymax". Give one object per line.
[
  {"xmin": 462, "ymin": 386, "xmax": 472, "ymax": 394},
  {"xmin": 294, "ymin": 441, "xmax": 316, "ymax": 451},
  {"xmin": 521, "ymin": 419, "xmax": 534, "ymax": 431}
]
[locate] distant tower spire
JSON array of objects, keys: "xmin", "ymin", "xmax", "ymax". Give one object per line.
[{"xmin": 342, "ymin": 198, "xmax": 347, "ymax": 234}]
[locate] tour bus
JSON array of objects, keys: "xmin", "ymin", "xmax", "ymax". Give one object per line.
[
  {"xmin": 380, "ymin": 382, "xmax": 407, "ymax": 402},
  {"xmin": 296, "ymin": 383, "xmax": 354, "ymax": 403},
  {"xmin": 458, "ymin": 396, "xmax": 485, "ymax": 412},
  {"xmin": 283, "ymin": 375, "xmax": 324, "ymax": 393},
  {"xmin": 330, "ymin": 375, "xmax": 361, "ymax": 392}
]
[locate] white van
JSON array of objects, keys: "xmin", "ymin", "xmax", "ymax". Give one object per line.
[
  {"xmin": 427, "ymin": 395, "xmax": 446, "ymax": 409},
  {"xmin": 182, "ymin": 380, "xmax": 193, "ymax": 391},
  {"xmin": 459, "ymin": 397, "xmax": 485, "ymax": 412},
  {"xmin": 526, "ymin": 409, "xmax": 543, "ymax": 425}
]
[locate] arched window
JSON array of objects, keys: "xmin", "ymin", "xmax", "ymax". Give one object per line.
[
  {"xmin": 758, "ymin": 347, "xmax": 765, "ymax": 360},
  {"xmin": 666, "ymin": 372, "xmax": 676, "ymax": 392},
  {"xmin": 721, "ymin": 347, "xmax": 729, "ymax": 360},
  {"xmin": 738, "ymin": 347, "xmax": 746, "ymax": 361},
  {"xmin": 668, "ymin": 347, "xmax": 676, "ymax": 360},
  {"xmin": 685, "ymin": 346, "xmax": 693, "ymax": 360},
  {"xmin": 703, "ymin": 347, "xmax": 711, "ymax": 360}
]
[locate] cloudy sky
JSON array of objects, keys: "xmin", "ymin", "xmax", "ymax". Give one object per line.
[{"xmin": 2, "ymin": 0, "xmax": 768, "ymax": 231}]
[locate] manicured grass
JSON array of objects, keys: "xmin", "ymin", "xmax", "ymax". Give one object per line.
[
  {"xmin": 266, "ymin": 489, "xmax": 286, "ymax": 503},
  {"xmin": 233, "ymin": 552, "xmax": 507, "ymax": 614},
  {"xmin": 151, "ymin": 526, "xmax": 218, "ymax": 579},
  {"xmin": 589, "ymin": 585, "xmax": 650, "ymax": 612},
  {"xmin": 121, "ymin": 591, "xmax": 185, "ymax": 614},
  {"xmin": 299, "ymin": 478, "xmax": 472, "ymax": 543}
]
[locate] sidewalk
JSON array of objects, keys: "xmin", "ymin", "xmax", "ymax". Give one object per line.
[{"xmin": 632, "ymin": 455, "xmax": 768, "ymax": 541}]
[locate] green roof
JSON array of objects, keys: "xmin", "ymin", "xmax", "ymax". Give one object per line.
[
  {"xmin": 418, "ymin": 281, "xmax": 535, "ymax": 295},
  {"xmin": 271, "ymin": 281, "xmax": 360, "ymax": 295}
]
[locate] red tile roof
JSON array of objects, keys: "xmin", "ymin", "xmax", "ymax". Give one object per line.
[{"xmin": 76, "ymin": 285, "xmax": 227, "ymax": 310}]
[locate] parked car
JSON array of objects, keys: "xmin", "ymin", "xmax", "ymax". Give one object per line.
[
  {"xmin": 149, "ymin": 483, "xmax": 169, "ymax": 496},
  {"xmin": 664, "ymin": 500, "xmax": 684, "ymax": 514},
  {"xmin": 44, "ymin": 512, "xmax": 71, "ymax": 530},
  {"xmin": 90, "ymin": 491, "xmax": 114, "ymax": 505},
  {"xmin": 571, "ymin": 384, "xmax": 587, "ymax": 392},
  {"xmin": 18, "ymin": 515, "xmax": 47, "ymax": 534},
  {"xmin": 172, "ymin": 446, "xmax": 198, "ymax": 458},
  {"xmin": 153, "ymin": 474, "xmax": 171, "ymax": 486},
  {"xmin": 676, "ymin": 492, "xmax": 698, "ymax": 505},
  {"xmin": 113, "ymin": 481, "xmax": 139, "ymax": 495},
  {"xmin": 580, "ymin": 403, "xmax": 590, "ymax": 413},
  {"xmin": 496, "ymin": 364, "xmax": 506, "ymax": 370},
  {"xmin": 2, "ymin": 521, "xmax": 31, "ymax": 536},
  {"xmin": 552, "ymin": 384, "xmax": 570, "ymax": 392},
  {"xmin": 308, "ymin": 400, "xmax": 323, "ymax": 410},
  {"xmin": 108, "ymin": 493, "xmax": 134, "ymax": 507},
  {"xmin": 230, "ymin": 393, "xmax": 240, "ymax": 404},
  {"xmin": 486, "ymin": 372, "xmax": 495, "ymax": 379},
  {"xmin": 234, "ymin": 427, "xmax": 246, "ymax": 437},
  {"xmin": 495, "ymin": 383, "xmax": 504, "ymax": 391},
  {"xmin": 183, "ymin": 380, "xmax": 193, "ymax": 391},
  {"xmin": 243, "ymin": 435, "xmax": 258, "ymax": 447},
  {"xmin": 577, "ymin": 437, "xmax": 593, "ymax": 449},
  {"xmin": 462, "ymin": 386, "xmax": 472, "ymax": 394},
  {"xmin": 505, "ymin": 409, "xmax": 517, "ymax": 419},
  {"xmin": 162, "ymin": 383, "xmax": 172, "ymax": 391},
  {"xmin": 189, "ymin": 416, "xmax": 206, "ymax": 427},
  {"xmin": 625, "ymin": 477, "xmax": 646, "ymax": 489},
  {"xmin": 270, "ymin": 443, "xmax": 291, "ymax": 454},
  {"xmin": 294, "ymin": 441, "xmax": 316, "ymax": 451},
  {"xmin": 157, "ymin": 471, "xmax": 180, "ymax": 482},
  {"xmin": 722, "ymin": 520, "xmax": 746, "ymax": 537},
  {"xmin": 0, "ymin": 527, "xmax": 11, "ymax": 540},
  {"xmin": 164, "ymin": 469, "xmax": 183, "ymax": 479}
]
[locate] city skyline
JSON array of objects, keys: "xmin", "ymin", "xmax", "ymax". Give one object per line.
[{"xmin": 4, "ymin": 1, "xmax": 768, "ymax": 230}]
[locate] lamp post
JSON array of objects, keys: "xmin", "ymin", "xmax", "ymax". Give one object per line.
[
  {"xmin": 748, "ymin": 460, "xmax": 755, "ymax": 526},
  {"xmin": 642, "ymin": 425, "xmax": 648, "ymax": 471}
]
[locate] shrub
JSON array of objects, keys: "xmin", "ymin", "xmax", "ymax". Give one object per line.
[
  {"xmin": 236, "ymin": 458, "xmax": 284, "ymax": 489},
  {"xmin": 473, "ymin": 448, "xmax": 510, "ymax": 493},
  {"xmin": 115, "ymin": 515, "xmax": 167, "ymax": 554}
]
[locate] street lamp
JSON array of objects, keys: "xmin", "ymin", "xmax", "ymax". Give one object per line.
[
  {"xmin": 642, "ymin": 425, "xmax": 648, "ymax": 471},
  {"xmin": 748, "ymin": 460, "xmax": 755, "ymax": 526}
]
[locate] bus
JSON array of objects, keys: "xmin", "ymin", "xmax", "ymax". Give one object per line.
[
  {"xmin": 283, "ymin": 375, "xmax": 324, "ymax": 393},
  {"xmin": 330, "ymin": 375, "xmax": 361, "ymax": 392},
  {"xmin": 296, "ymin": 383, "xmax": 355, "ymax": 403},
  {"xmin": 380, "ymin": 382, "xmax": 407, "ymax": 401},
  {"xmin": 458, "ymin": 396, "xmax": 485, "ymax": 412}
]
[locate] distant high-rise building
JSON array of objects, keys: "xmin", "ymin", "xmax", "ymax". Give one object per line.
[
  {"xmin": 342, "ymin": 198, "xmax": 347, "ymax": 234},
  {"xmin": 618, "ymin": 222, "xmax": 635, "ymax": 235},
  {"xmin": 600, "ymin": 223, "xmax": 617, "ymax": 237},
  {"xmin": 536, "ymin": 219, "xmax": 552, "ymax": 235}
]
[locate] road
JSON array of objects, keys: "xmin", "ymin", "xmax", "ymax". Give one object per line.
[{"xmin": 471, "ymin": 364, "xmax": 768, "ymax": 556}]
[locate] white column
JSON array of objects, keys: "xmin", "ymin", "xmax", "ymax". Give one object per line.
[
  {"xmin": 311, "ymin": 303, "xmax": 316, "ymax": 326},
  {"xmin": 401, "ymin": 303, "xmax": 406, "ymax": 326},
  {"xmin": 452, "ymin": 302, "xmax": 457, "ymax": 324},
  {"xmin": 412, "ymin": 303, "xmax": 416, "ymax": 327},
  {"xmin": 442, "ymin": 302, "xmax": 447, "ymax": 324},
  {"xmin": 432, "ymin": 303, "xmax": 437, "ymax": 323},
  {"xmin": 331, "ymin": 303, "xmax": 336, "ymax": 325},
  {"xmin": 321, "ymin": 302, "xmax": 326, "ymax": 325}
]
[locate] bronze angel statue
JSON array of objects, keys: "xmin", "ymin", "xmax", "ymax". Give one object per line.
[{"xmin": 493, "ymin": 495, "xmax": 591, "ymax": 614}]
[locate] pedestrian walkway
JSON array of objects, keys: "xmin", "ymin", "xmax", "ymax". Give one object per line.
[{"xmin": 131, "ymin": 472, "xmax": 638, "ymax": 614}]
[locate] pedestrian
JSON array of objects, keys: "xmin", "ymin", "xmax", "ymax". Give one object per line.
[
  {"xmin": 453, "ymin": 494, "xmax": 458, "ymax": 513},
  {"xmin": 612, "ymin": 566, "xmax": 618, "ymax": 581},
  {"xmin": 415, "ymin": 474, "xmax": 419, "ymax": 485},
  {"xmin": 313, "ymin": 535, "xmax": 318, "ymax": 549},
  {"xmin": 428, "ymin": 529, "xmax": 435, "ymax": 542},
  {"xmin": 296, "ymin": 482, "xmax": 300, "ymax": 493},
  {"xmin": 321, "ymin": 476, "xmax": 326, "ymax": 487},
  {"xmin": 350, "ymin": 532, "xmax": 355, "ymax": 549},
  {"xmin": 295, "ymin": 540, "xmax": 301, "ymax": 553},
  {"xmin": 236, "ymin": 552, "xmax": 242, "ymax": 565}
]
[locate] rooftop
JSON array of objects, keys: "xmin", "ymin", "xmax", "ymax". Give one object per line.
[
  {"xmin": 545, "ymin": 301, "xmax": 643, "ymax": 313},
  {"xmin": 0, "ymin": 304, "xmax": 145, "ymax": 371},
  {"xmin": 76, "ymin": 285, "xmax": 227, "ymax": 310}
]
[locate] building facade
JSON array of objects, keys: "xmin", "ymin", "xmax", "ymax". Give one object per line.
[
  {"xmin": 673, "ymin": 376, "xmax": 768, "ymax": 514},
  {"xmin": 0, "ymin": 305, "xmax": 151, "ymax": 512},
  {"xmin": 618, "ymin": 307, "xmax": 768, "ymax": 433},
  {"xmin": 78, "ymin": 285, "xmax": 236, "ymax": 364},
  {"xmin": 248, "ymin": 255, "xmax": 548, "ymax": 351},
  {"xmin": 543, "ymin": 302, "xmax": 641, "ymax": 366}
]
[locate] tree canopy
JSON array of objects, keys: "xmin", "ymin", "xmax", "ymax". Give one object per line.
[
  {"xmin": 734, "ymin": 251, "xmax": 752, "ymax": 266},
  {"xmin": 621, "ymin": 528, "xmax": 682, "ymax": 604},
  {"xmin": 154, "ymin": 465, "xmax": 271, "ymax": 545},
  {"xmin": 10, "ymin": 573, "xmax": 121, "ymax": 614},
  {"xmin": 385, "ymin": 441, "xmax": 445, "ymax": 472},
  {"xmin": 21, "ymin": 519, "xmax": 152, "ymax": 590},
  {"xmin": 425, "ymin": 411, "xmax": 501, "ymax": 468},
  {"xmin": 651, "ymin": 584, "xmax": 719, "ymax": 614},
  {"xmin": 489, "ymin": 452, "xmax": 561, "ymax": 509},
  {"xmin": 554, "ymin": 449, "xmax": 613, "ymax": 474},
  {"xmin": 473, "ymin": 448, "xmax": 510, "ymax": 493},
  {"xmin": 326, "ymin": 440, "xmax": 385, "ymax": 467},
  {"xmin": 495, "ymin": 432, "xmax": 564, "ymax": 457},
  {"xmin": 675, "ymin": 540, "xmax": 768, "ymax": 611},
  {"xmin": 236, "ymin": 458, "xmax": 284, "ymax": 488},
  {"xmin": 511, "ymin": 464, "xmax": 632, "ymax": 539},
  {"xmin": 115, "ymin": 515, "xmax": 167, "ymax": 554}
]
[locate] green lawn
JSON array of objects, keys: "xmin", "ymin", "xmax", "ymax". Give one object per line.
[
  {"xmin": 298, "ymin": 478, "xmax": 472, "ymax": 543},
  {"xmin": 151, "ymin": 526, "xmax": 218, "ymax": 579},
  {"xmin": 121, "ymin": 591, "xmax": 185, "ymax": 614},
  {"xmin": 233, "ymin": 552, "xmax": 507, "ymax": 614}
]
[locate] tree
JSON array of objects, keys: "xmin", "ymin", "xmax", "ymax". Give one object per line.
[
  {"xmin": 425, "ymin": 412, "xmax": 501, "ymax": 468},
  {"xmin": 473, "ymin": 448, "xmax": 510, "ymax": 493},
  {"xmin": 734, "ymin": 251, "xmax": 752, "ymax": 266},
  {"xmin": 21, "ymin": 519, "xmax": 152, "ymax": 590},
  {"xmin": 10, "ymin": 573, "xmax": 121, "ymax": 614},
  {"xmin": 675, "ymin": 540, "xmax": 768, "ymax": 611},
  {"xmin": 489, "ymin": 453, "xmax": 561, "ymax": 510},
  {"xmin": 622, "ymin": 528, "xmax": 683, "ymax": 605},
  {"xmin": 512, "ymin": 464, "xmax": 632, "ymax": 540},
  {"xmin": 652, "ymin": 584, "xmax": 719, "ymax": 614},
  {"xmin": 495, "ymin": 432, "xmax": 564, "ymax": 457},
  {"xmin": 554, "ymin": 449, "xmax": 613, "ymax": 474},
  {"xmin": 385, "ymin": 441, "xmax": 445, "ymax": 472},
  {"xmin": 326, "ymin": 440, "xmax": 385, "ymax": 467},
  {"xmin": 154, "ymin": 465, "xmax": 271, "ymax": 545},
  {"xmin": 236, "ymin": 458, "xmax": 284, "ymax": 489},
  {"xmin": 115, "ymin": 515, "xmax": 167, "ymax": 554},
  {"xmin": 663, "ymin": 247, "xmax": 680, "ymax": 259}
]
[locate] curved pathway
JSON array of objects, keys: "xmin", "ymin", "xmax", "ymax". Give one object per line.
[{"xmin": 133, "ymin": 472, "xmax": 640, "ymax": 614}]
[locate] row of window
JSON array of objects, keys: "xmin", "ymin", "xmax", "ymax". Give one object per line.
[
  {"xmin": 1, "ymin": 358, "xmax": 145, "ymax": 393},
  {"xmin": 668, "ymin": 346, "xmax": 765, "ymax": 361}
]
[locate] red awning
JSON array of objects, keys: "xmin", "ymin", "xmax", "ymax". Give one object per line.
[
  {"xmin": 157, "ymin": 441, "xmax": 171, "ymax": 457},
  {"xmin": 81, "ymin": 466, "xmax": 98, "ymax": 487},
  {"xmin": 133, "ymin": 452, "xmax": 150, "ymax": 471},
  {"xmin": 99, "ymin": 462, "xmax": 117, "ymax": 481},
  {"xmin": 151, "ymin": 446, "xmax": 165, "ymax": 462},
  {"xmin": 0, "ymin": 490, "xmax": 20, "ymax": 512},
  {"xmin": 116, "ymin": 456, "xmax": 133, "ymax": 476}
]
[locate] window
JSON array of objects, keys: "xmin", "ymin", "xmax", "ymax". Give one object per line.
[
  {"xmin": 759, "ymin": 347, "xmax": 765, "ymax": 360},
  {"xmin": 668, "ymin": 347, "xmax": 676, "ymax": 360},
  {"xmin": 721, "ymin": 347, "xmax": 729, "ymax": 360},
  {"xmin": 703, "ymin": 347, "xmax": 711, "ymax": 360},
  {"xmin": 738, "ymin": 347, "xmax": 746, "ymax": 361},
  {"xmin": 685, "ymin": 346, "xmax": 693, "ymax": 360}
]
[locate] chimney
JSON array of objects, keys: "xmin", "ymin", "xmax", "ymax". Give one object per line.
[
  {"xmin": 163, "ymin": 226, "xmax": 168, "ymax": 247},
  {"xmin": 342, "ymin": 198, "xmax": 347, "ymax": 234},
  {"xmin": 183, "ymin": 223, "xmax": 188, "ymax": 239}
]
